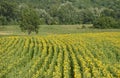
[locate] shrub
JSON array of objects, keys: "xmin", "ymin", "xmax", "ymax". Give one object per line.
[{"xmin": 93, "ymin": 16, "xmax": 118, "ymax": 29}]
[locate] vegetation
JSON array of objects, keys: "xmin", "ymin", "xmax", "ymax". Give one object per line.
[
  {"xmin": 93, "ymin": 16, "xmax": 119, "ymax": 29},
  {"xmin": 0, "ymin": 32, "xmax": 120, "ymax": 78},
  {"xmin": 0, "ymin": 25, "xmax": 120, "ymax": 35},
  {"xmin": 0, "ymin": 0, "xmax": 18, "ymax": 25},
  {"xmin": 19, "ymin": 8, "xmax": 39, "ymax": 34},
  {"xmin": 0, "ymin": 0, "xmax": 119, "ymax": 29},
  {"xmin": 0, "ymin": 1, "xmax": 120, "ymax": 78}
]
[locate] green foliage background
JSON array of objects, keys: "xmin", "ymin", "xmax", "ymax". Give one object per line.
[{"xmin": 0, "ymin": 0, "xmax": 120, "ymax": 28}]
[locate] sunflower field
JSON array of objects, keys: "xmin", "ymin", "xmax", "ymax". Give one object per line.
[{"xmin": 0, "ymin": 32, "xmax": 120, "ymax": 78}]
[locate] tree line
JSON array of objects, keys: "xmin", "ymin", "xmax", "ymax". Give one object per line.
[{"xmin": 0, "ymin": 0, "xmax": 120, "ymax": 29}]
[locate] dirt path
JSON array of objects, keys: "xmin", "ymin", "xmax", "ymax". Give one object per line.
[{"xmin": 0, "ymin": 32, "xmax": 13, "ymax": 35}]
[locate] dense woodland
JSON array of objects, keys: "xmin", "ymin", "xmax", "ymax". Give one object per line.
[{"xmin": 0, "ymin": 0, "xmax": 120, "ymax": 28}]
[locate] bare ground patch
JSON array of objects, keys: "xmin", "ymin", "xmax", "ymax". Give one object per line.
[{"xmin": 0, "ymin": 32, "xmax": 13, "ymax": 35}]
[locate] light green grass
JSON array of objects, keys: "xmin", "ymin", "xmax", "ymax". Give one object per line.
[{"xmin": 0, "ymin": 25, "xmax": 120, "ymax": 35}]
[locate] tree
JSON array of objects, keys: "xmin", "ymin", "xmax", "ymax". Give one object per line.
[
  {"xmin": 19, "ymin": 8, "xmax": 40, "ymax": 34},
  {"xmin": 81, "ymin": 9, "xmax": 95, "ymax": 24},
  {"xmin": 0, "ymin": 0, "xmax": 18, "ymax": 24},
  {"xmin": 57, "ymin": 1, "xmax": 81, "ymax": 24},
  {"xmin": 36, "ymin": 9, "xmax": 53, "ymax": 25},
  {"xmin": 0, "ymin": 16, "xmax": 7, "ymax": 25},
  {"xmin": 93, "ymin": 16, "xmax": 117, "ymax": 29}
]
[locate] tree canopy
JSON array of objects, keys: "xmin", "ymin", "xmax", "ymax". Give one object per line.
[
  {"xmin": 19, "ymin": 8, "xmax": 39, "ymax": 34},
  {"xmin": 0, "ymin": 0, "xmax": 119, "ymax": 28}
]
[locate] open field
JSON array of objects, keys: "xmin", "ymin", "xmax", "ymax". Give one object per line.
[
  {"xmin": 0, "ymin": 32, "xmax": 120, "ymax": 78},
  {"xmin": 0, "ymin": 25, "xmax": 120, "ymax": 35}
]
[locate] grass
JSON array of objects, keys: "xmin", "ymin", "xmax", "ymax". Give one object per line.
[{"xmin": 0, "ymin": 25, "xmax": 120, "ymax": 35}]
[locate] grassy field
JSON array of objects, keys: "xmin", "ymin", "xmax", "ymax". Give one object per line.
[
  {"xmin": 0, "ymin": 25, "xmax": 120, "ymax": 35},
  {"xmin": 0, "ymin": 32, "xmax": 120, "ymax": 78}
]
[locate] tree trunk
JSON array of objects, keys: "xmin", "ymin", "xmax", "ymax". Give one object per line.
[{"xmin": 28, "ymin": 30, "xmax": 31, "ymax": 35}]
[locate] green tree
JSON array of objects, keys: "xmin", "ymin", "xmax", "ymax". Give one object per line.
[
  {"xmin": 0, "ymin": 16, "xmax": 7, "ymax": 25},
  {"xmin": 0, "ymin": 0, "xmax": 18, "ymax": 24},
  {"xmin": 36, "ymin": 9, "xmax": 53, "ymax": 25},
  {"xmin": 81, "ymin": 9, "xmax": 95, "ymax": 24},
  {"xmin": 19, "ymin": 8, "xmax": 40, "ymax": 34},
  {"xmin": 93, "ymin": 16, "xmax": 117, "ymax": 29},
  {"xmin": 57, "ymin": 1, "xmax": 81, "ymax": 24}
]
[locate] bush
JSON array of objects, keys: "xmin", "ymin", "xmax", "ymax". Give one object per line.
[
  {"xmin": 93, "ymin": 16, "xmax": 118, "ymax": 29},
  {"xmin": 114, "ymin": 20, "xmax": 120, "ymax": 28},
  {"xmin": 0, "ymin": 16, "xmax": 7, "ymax": 25}
]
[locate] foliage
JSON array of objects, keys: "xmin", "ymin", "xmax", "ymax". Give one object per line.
[
  {"xmin": 0, "ymin": 0, "xmax": 119, "ymax": 29},
  {"xmin": 57, "ymin": 1, "xmax": 80, "ymax": 24},
  {"xmin": 93, "ymin": 16, "xmax": 119, "ymax": 29},
  {"xmin": 19, "ymin": 8, "xmax": 40, "ymax": 34},
  {"xmin": 0, "ymin": 16, "xmax": 7, "ymax": 25},
  {"xmin": 36, "ymin": 9, "xmax": 53, "ymax": 25},
  {"xmin": 0, "ymin": 0, "xmax": 18, "ymax": 25}
]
